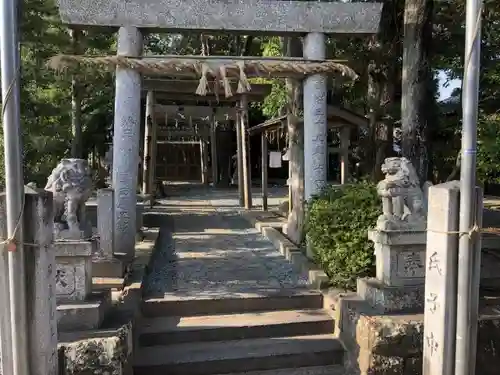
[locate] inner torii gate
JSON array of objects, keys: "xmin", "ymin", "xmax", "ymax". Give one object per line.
[{"xmin": 55, "ymin": 0, "xmax": 382, "ymax": 258}]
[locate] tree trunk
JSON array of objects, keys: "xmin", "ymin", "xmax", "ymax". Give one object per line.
[
  {"xmin": 367, "ymin": 0, "xmax": 402, "ymax": 181},
  {"xmin": 367, "ymin": 0, "xmax": 403, "ymax": 182},
  {"xmin": 284, "ymin": 37, "xmax": 305, "ymax": 245},
  {"xmin": 70, "ymin": 28, "xmax": 83, "ymax": 159},
  {"xmin": 401, "ymin": 0, "xmax": 433, "ymax": 182}
]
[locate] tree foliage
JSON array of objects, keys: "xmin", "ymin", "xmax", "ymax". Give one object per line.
[
  {"xmin": 2, "ymin": 0, "xmax": 500, "ymax": 189},
  {"xmin": 306, "ymin": 182, "xmax": 381, "ymax": 289}
]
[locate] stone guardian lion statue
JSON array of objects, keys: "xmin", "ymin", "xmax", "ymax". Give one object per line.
[
  {"xmin": 376, "ymin": 157, "xmax": 432, "ymax": 231},
  {"xmin": 45, "ymin": 158, "xmax": 93, "ymax": 240}
]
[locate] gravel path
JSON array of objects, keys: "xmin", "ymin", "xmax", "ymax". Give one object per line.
[{"xmin": 142, "ymin": 191, "xmax": 308, "ymax": 299}]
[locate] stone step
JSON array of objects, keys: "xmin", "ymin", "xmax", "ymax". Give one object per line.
[
  {"xmin": 133, "ymin": 334, "xmax": 344, "ymax": 375},
  {"xmin": 139, "ymin": 308, "xmax": 334, "ymax": 346},
  {"xmin": 214, "ymin": 365, "xmax": 345, "ymax": 375},
  {"xmin": 141, "ymin": 290, "xmax": 323, "ymax": 317}
]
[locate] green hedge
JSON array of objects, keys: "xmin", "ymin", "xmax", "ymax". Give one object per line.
[{"xmin": 305, "ymin": 182, "xmax": 381, "ymax": 290}]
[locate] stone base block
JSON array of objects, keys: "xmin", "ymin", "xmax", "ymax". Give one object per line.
[
  {"xmin": 357, "ymin": 277, "xmax": 424, "ymax": 313},
  {"xmin": 54, "ymin": 240, "xmax": 94, "ymax": 302},
  {"xmin": 58, "ymin": 321, "xmax": 133, "ymax": 375},
  {"xmin": 369, "ymin": 230, "xmax": 427, "ymax": 287},
  {"xmin": 57, "ymin": 291, "xmax": 111, "ymax": 332},
  {"xmin": 92, "ymin": 258, "xmax": 125, "ymax": 278}
]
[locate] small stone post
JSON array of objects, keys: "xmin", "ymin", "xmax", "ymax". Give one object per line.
[
  {"xmin": 23, "ymin": 189, "xmax": 58, "ymax": 375},
  {"xmin": 303, "ymin": 32, "xmax": 327, "ymax": 200},
  {"xmin": 112, "ymin": 26, "xmax": 143, "ymax": 259},
  {"xmin": 97, "ymin": 188, "xmax": 114, "ymax": 259}
]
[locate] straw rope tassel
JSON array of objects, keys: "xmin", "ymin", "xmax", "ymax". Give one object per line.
[
  {"xmin": 236, "ymin": 61, "xmax": 251, "ymax": 94},
  {"xmin": 196, "ymin": 63, "xmax": 211, "ymax": 96},
  {"xmin": 219, "ymin": 65, "xmax": 233, "ymax": 98}
]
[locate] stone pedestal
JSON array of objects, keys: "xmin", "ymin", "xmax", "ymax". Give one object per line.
[
  {"xmin": 55, "ymin": 241, "xmax": 93, "ymax": 301},
  {"xmin": 357, "ymin": 229, "xmax": 426, "ymax": 313},
  {"xmin": 55, "ymin": 240, "xmax": 110, "ymax": 331}
]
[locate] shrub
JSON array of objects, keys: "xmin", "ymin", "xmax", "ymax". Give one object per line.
[{"xmin": 305, "ymin": 181, "xmax": 381, "ymax": 290}]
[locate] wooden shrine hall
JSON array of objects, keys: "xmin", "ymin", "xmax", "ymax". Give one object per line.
[
  {"xmin": 248, "ymin": 105, "xmax": 368, "ymax": 210},
  {"xmin": 139, "ymin": 78, "xmax": 272, "ymax": 196}
]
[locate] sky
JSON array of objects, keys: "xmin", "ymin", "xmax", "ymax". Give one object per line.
[{"xmin": 437, "ymin": 70, "xmax": 461, "ymax": 101}]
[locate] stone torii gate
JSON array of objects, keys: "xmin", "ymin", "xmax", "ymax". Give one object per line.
[{"xmin": 55, "ymin": 0, "xmax": 382, "ymax": 258}]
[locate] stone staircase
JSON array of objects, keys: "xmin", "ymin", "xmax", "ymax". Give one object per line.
[{"xmin": 133, "ymin": 291, "xmax": 345, "ymax": 375}]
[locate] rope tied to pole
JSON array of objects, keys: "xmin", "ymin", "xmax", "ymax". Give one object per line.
[{"xmin": 379, "ymin": 222, "xmax": 500, "ymax": 239}]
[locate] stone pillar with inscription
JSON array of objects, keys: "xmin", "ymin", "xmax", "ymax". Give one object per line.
[
  {"xmin": 422, "ymin": 181, "xmax": 460, "ymax": 375},
  {"xmin": 357, "ymin": 157, "xmax": 431, "ymax": 313},
  {"xmin": 112, "ymin": 26, "xmax": 143, "ymax": 259},
  {"xmin": 303, "ymin": 32, "xmax": 327, "ymax": 200},
  {"xmin": 23, "ymin": 189, "xmax": 59, "ymax": 375},
  {"xmin": 0, "ymin": 188, "xmax": 58, "ymax": 375},
  {"xmin": 422, "ymin": 182, "xmax": 482, "ymax": 375}
]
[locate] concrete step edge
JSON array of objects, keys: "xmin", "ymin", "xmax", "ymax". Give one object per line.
[
  {"xmin": 141, "ymin": 291, "xmax": 324, "ymax": 317},
  {"xmin": 134, "ymin": 334, "xmax": 343, "ymax": 367},
  {"xmin": 138, "ymin": 309, "xmax": 335, "ymax": 346},
  {"xmin": 139, "ymin": 308, "xmax": 334, "ymax": 334},
  {"xmin": 213, "ymin": 364, "xmax": 346, "ymax": 375}
]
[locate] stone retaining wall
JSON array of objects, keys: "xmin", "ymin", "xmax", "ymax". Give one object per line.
[
  {"xmin": 331, "ymin": 292, "xmax": 500, "ymax": 375},
  {"xmin": 57, "ymin": 229, "xmax": 159, "ymax": 375}
]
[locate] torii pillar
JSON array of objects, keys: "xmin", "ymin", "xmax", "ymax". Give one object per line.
[
  {"xmin": 303, "ymin": 33, "xmax": 327, "ymax": 200},
  {"xmin": 112, "ymin": 27, "xmax": 143, "ymax": 259}
]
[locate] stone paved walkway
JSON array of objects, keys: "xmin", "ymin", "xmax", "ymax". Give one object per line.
[{"xmin": 143, "ymin": 186, "xmax": 308, "ymax": 300}]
